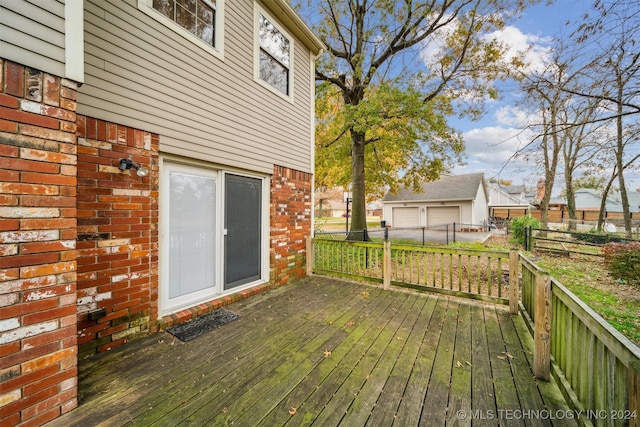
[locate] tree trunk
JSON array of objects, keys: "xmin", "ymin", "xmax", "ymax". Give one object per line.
[
  {"xmin": 615, "ymin": 77, "xmax": 633, "ymax": 237},
  {"xmin": 348, "ymin": 130, "xmax": 368, "ymax": 240},
  {"xmin": 564, "ymin": 171, "xmax": 577, "ymax": 231},
  {"xmin": 597, "ymin": 171, "xmax": 616, "ymax": 232},
  {"xmin": 539, "ymin": 104, "xmax": 560, "ymax": 234}
]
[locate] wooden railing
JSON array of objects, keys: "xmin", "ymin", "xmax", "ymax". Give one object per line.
[
  {"xmin": 311, "ymin": 239, "xmax": 384, "ymax": 283},
  {"xmin": 308, "ymin": 237, "xmax": 640, "ymax": 423},
  {"xmin": 388, "ymin": 244, "xmax": 510, "ymax": 304},
  {"xmin": 519, "ymin": 254, "xmax": 640, "ymax": 426},
  {"xmin": 309, "ymin": 238, "xmax": 510, "ymax": 304}
]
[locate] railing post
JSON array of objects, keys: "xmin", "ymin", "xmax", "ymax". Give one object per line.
[
  {"xmin": 534, "ymin": 272, "xmax": 551, "ymax": 381},
  {"xmin": 630, "ymin": 360, "xmax": 640, "ymax": 427},
  {"xmin": 383, "ymin": 240, "xmax": 391, "ymax": 290},
  {"xmin": 306, "ymin": 235, "xmax": 313, "ymax": 276},
  {"xmin": 509, "ymin": 250, "xmax": 519, "ymax": 314}
]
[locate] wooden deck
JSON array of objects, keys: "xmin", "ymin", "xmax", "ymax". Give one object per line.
[{"xmin": 48, "ymin": 277, "xmax": 576, "ymax": 426}]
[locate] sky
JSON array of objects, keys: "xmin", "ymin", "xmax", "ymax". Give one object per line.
[{"xmin": 448, "ymin": 0, "xmax": 640, "ymax": 193}]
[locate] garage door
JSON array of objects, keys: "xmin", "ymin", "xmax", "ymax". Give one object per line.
[
  {"xmin": 427, "ymin": 206, "xmax": 460, "ymax": 226},
  {"xmin": 392, "ymin": 207, "xmax": 419, "ymax": 227}
]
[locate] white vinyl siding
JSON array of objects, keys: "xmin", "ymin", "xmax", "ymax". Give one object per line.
[
  {"xmin": 79, "ymin": 0, "xmax": 314, "ymax": 174},
  {"xmin": 0, "ymin": 0, "xmax": 66, "ymax": 76},
  {"xmin": 473, "ymin": 185, "xmax": 488, "ymax": 225},
  {"xmin": 137, "ymin": 0, "xmax": 224, "ymax": 60}
]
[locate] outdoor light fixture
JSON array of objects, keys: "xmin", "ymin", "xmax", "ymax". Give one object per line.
[{"xmin": 118, "ymin": 158, "xmax": 149, "ymax": 177}]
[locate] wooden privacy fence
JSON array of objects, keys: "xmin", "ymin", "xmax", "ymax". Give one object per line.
[
  {"xmin": 519, "ymin": 254, "xmax": 640, "ymax": 426},
  {"xmin": 492, "ymin": 208, "xmax": 640, "ymax": 224},
  {"xmin": 307, "ymin": 237, "xmax": 640, "ymax": 423}
]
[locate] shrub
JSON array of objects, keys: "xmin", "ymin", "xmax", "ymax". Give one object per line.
[
  {"xmin": 509, "ymin": 216, "xmax": 541, "ymax": 246},
  {"xmin": 573, "ymin": 232, "xmax": 627, "ymax": 244},
  {"xmin": 602, "ymin": 241, "xmax": 640, "ymax": 286}
]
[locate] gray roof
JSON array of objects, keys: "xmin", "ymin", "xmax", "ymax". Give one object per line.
[
  {"xmin": 550, "ymin": 188, "xmax": 640, "ymax": 212},
  {"xmin": 382, "ymin": 173, "xmax": 486, "ymax": 202}
]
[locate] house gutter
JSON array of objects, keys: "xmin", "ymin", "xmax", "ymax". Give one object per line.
[
  {"xmin": 383, "ymin": 198, "xmax": 475, "ymax": 204},
  {"xmin": 263, "ymin": 0, "xmax": 326, "ymax": 56}
]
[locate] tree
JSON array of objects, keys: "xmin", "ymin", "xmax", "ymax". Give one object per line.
[
  {"xmin": 296, "ymin": 0, "xmax": 538, "ymax": 238},
  {"xmin": 314, "ymin": 81, "xmax": 463, "ymax": 201},
  {"xmin": 561, "ymin": 97, "xmax": 602, "ymax": 230},
  {"xmin": 516, "ymin": 53, "xmax": 571, "ymax": 230},
  {"xmin": 563, "ymin": 0, "xmax": 640, "ymax": 237},
  {"xmin": 564, "ymin": 176, "xmax": 607, "ymax": 192}
]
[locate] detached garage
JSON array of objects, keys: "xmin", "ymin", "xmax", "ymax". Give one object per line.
[
  {"xmin": 392, "ymin": 207, "xmax": 420, "ymax": 227},
  {"xmin": 427, "ymin": 206, "xmax": 461, "ymax": 226},
  {"xmin": 381, "ymin": 173, "xmax": 489, "ymax": 228}
]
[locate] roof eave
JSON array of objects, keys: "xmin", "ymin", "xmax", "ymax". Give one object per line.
[
  {"xmin": 382, "ymin": 197, "xmax": 474, "ymax": 204},
  {"xmin": 262, "ymin": 0, "xmax": 326, "ymax": 56}
]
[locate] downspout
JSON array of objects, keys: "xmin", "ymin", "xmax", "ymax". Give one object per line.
[{"xmin": 309, "ymin": 47, "xmax": 325, "ymax": 234}]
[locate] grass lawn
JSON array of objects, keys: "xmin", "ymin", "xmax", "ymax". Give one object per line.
[
  {"xmin": 486, "ymin": 235, "xmax": 640, "ymax": 346},
  {"xmin": 535, "ymin": 255, "xmax": 640, "ymax": 346}
]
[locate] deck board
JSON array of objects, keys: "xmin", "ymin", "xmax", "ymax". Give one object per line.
[
  {"xmin": 46, "ymin": 276, "xmax": 577, "ymax": 427},
  {"xmin": 364, "ymin": 296, "xmax": 435, "ymax": 426},
  {"xmin": 446, "ymin": 302, "xmax": 472, "ymax": 427}
]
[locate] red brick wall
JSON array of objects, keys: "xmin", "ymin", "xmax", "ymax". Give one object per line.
[
  {"xmin": 0, "ymin": 54, "xmax": 311, "ymax": 425},
  {"xmin": 0, "ymin": 59, "xmax": 79, "ymax": 426},
  {"xmin": 270, "ymin": 165, "xmax": 312, "ymax": 285},
  {"xmin": 75, "ymin": 116, "xmax": 158, "ymax": 358}
]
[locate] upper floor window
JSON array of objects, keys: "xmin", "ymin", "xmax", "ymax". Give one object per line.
[
  {"xmin": 255, "ymin": 8, "xmax": 293, "ymax": 100},
  {"xmin": 139, "ymin": 0, "xmax": 224, "ymax": 59},
  {"xmin": 153, "ymin": 0, "xmax": 216, "ymax": 46}
]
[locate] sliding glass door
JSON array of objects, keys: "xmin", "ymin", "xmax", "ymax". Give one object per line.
[
  {"xmin": 224, "ymin": 174, "xmax": 262, "ymax": 289},
  {"xmin": 161, "ymin": 162, "xmax": 218, "ymax": 315},
  {"xmin": 160, "ymin": 160, "xmax": 267, "ymax": 316}
]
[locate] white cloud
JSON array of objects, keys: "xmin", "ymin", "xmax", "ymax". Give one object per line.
[
  {"xmin": 420, "ymin": 18, "xmax": 554, "ymax": 75},
  {"xmin": 494, "ymin": 105, "xmax": 534, "ymax": 127},
  {"xmin": 452, "ymin": 125, "xmax": 539, "ymax": 182},
  {"xmin": 485, "ymin": 26, "xmax": 553, "ymax": 74}
]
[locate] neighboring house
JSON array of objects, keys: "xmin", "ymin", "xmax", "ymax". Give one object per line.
[
  {"xmin": 315, "ymin": 198, "xmax": 347, "ymax": 217},
  {"xmin": 315, "ymin": 191, "xmax": 383, "ymax": 218},
  {"xmin": 486, "ymin": 182, "xmax": 531, "ymax": 219},
  {"xmin": 367, "ymin": 200, "xmax": 383, "ymax": 217},
  {"xmin": 0, "ymin": 1, "xmax": 323, "ymax": 424},
  {"xmin": 381, "ymin": 173, "xmax": 489, "ymax": 228},
  {"xmin": 572, "ymin": 188, "xmax": 640, "ymax": 213},
  {"xmin": 548, "ymin": 188, "xmax": 640, "ymax": 213}
]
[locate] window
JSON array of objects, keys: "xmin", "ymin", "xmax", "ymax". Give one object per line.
[
  {"xmin": 153, "ymin": 0, "xmax": 216, "ymax": 46},
  {"xmin": 256, "ymin": 8, "xmax": 293, "ymax": 99},
  {"xmin": 139, "ymin": 0, "xmax": 224, "ymax": 59}
]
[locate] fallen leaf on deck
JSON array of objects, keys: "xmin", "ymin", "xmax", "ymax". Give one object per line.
[
  {"xmin": 324, "ymin": 349, "xmax": 332, "ymax": 357},
  {"xmin": 456, "ymin": 361, "xmax": 463, "ymax": 368},
  {"xmin": 289, "ymin": 407, "xmax": 297, "ymax": 415},
  {"xmin": 346, "ymin": 321, "xmax": 356, "ymax": 326},
  {"xmin": 502, "ymin": 352, "xmax": 514, "ymax": 359},
  {"xmin": 361, "ymin": 291, "xmax": 369, "ymax": 297}
]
